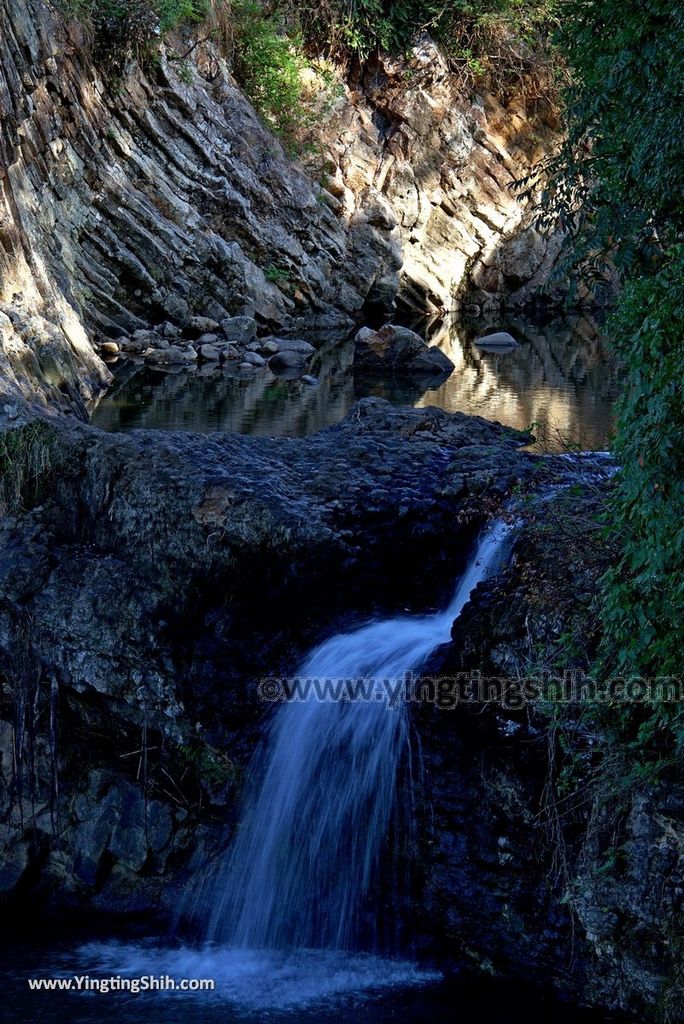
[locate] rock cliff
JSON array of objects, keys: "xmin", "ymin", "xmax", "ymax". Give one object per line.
[
  {"xmin": 420, "ymin": 483, "xmax": 684, "ymax": 1021},
  {"xmin": 1, "ymin": 0, "xmax": 563, "ymax": 420},
  {"xmin": 308, "ymin": 38, "xmax": 564, "ymax": 318}
]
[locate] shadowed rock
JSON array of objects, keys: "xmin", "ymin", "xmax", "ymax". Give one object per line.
[{"xmin": 353, "ymin": 325, "xmax": 455, "ymax": 378}]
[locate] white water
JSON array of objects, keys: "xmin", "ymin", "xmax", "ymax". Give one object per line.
[
  {"xmin": 74, "ymin": 942, "xmax": 439, "ymax": 1011},
  {"xmin": 201, "ymin": 518, "xmax": 515, "ymax": 953}
]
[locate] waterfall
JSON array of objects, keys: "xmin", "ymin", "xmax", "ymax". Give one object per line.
[{"xmin": 203, "ymin": 519, "xmax": 515, "ymax": 952}]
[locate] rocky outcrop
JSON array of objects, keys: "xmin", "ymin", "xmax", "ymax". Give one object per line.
[
  {"xmin": 307, "ymin": 37, "xmax": 565, "ymax": 318},
  {"xmin": 0, "ymin": 0, "xmax": 399, "ymax": 417},
  {"xmin": 0, "ymin": 400, "xmax": 534, "ymax": 915},
  {"xmin": 0, "ymin": 407, "xmax": 679, "ymax": 1020},
  {"xmin": 1, "ymin": 1, "xmax": 568, "ymax": 421},
  {"xmin": 417, "ymin": 483, "xmax": 684, "ymax": 1021}
]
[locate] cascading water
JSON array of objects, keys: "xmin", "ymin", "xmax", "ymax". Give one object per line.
[{"xmin": 202, "ymin": 518, "xmax": 516, "ymax": 953}]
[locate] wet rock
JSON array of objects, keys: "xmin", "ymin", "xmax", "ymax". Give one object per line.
[
  {"xmin": 474, "ymin": 331, "xmax": 519, "ymax": 350},
  {"xmin": 301, "ymin": 375, "xmax": 319, "ymax": 386},
  {"xmin": 198, "ymin": 344, "xmax": 221, "ymax": 361},
  {"xmin": 419, "ymin": 481, "xmax": 681, "ymax": 1021},
  {"xmin": 99, "ymin": 341, "xmax": 119, "ymax": 356},
  {"xmin": 275, "ymin": 338, "xmax": 316, "ymax": 355},
  {"xmin": 146, "ymin": 345, "xmax": 197, "ymax": 365},
  {"xmin": 242, "ymin": 351, "xmax": 266, "ymax": 367},
  {"xmin": 259, "ymin": 339, "xmax": 280, "ymax": 356},
  {"xmin": 268, "ymin": 350, "xmax": 308, "ymax": 375},
  {"xmin": 353, "ymin": 324, "xmax": 455, "ymax": 376},
  {"xmin": 196, "ymin": 333, "xmax": 219, "ymax": 346}
]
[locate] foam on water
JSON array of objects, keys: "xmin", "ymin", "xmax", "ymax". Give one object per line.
[{"xmin": 74, "ymin": 942, "xmax": 440, "ymax": 1010}]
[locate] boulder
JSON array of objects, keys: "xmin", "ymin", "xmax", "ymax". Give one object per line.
[
  {"xmin": 242, "ymin": 351, "xmax": 266, "ymax": 367},
  {"xmin": 198, "ymin": 344, "xmax": 221, "ymax": 361},
  {"xmin": 119, "ymin": 337, "xmax": 147, "ymax": 355},
  {"xmin": 474, "ymin": 332, "xmax": 519, "ymax": 350},
  {"xmin": 220, "ymin": 316, "xmax": 257, "ymax": 344},
  {"xmin": 184, "ymin": 316, "xmax": 220, "ymax": 338},
  {"xmin": 275, "ymin": 338, "xmax": 315, "ymax": 355},
  {"xmin": 156, "ymin": 321, "xmax": 181, "ymax": 339},
  {"xmin": 353, "ymin": 324, "xmax": 454, "ymax": 377},
  {"xmin": 259, "ymin": 339, "xmax": 280, "ymax": 356},
  {"xmin": 132, "ymin": 329, "xmax": 167, "ymax": 349},
  {"xmin": 146, "ymin": 345, "xmax": 197, "ymax": 366},
  {"xmin": 268, "ymin": 350, "xmax": 308, "ymax": 376}
]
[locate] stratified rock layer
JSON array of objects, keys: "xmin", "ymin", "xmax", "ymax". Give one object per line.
[
  {"xmin": 311, "ymin": 38, "xmax": 565, "ymax": 317},
  {"xmin": 1, "ymin": 2, "xmax": 566, "ymax": 420}
]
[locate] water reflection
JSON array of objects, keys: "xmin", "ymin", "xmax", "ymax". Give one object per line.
[
  {"xmin": 90, "ymin": 344, "xmax": 355, "ymax": 438},
  {"xmin": 90, "ymin": 316, "xmax": 619, "ymax": 451},
  {"xmin": 369, "ymin": 315, "xmax": 620, "ymax": 451}
]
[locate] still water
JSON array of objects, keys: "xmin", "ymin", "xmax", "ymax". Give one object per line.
[{"xmin": 90, "ymin": 316, "xmax": 619, "ymax": 451}]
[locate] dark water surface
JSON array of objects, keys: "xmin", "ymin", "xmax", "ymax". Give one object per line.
[{"xmin": 90, "ymin": 316, "xmax": 619, "ymax": 451}]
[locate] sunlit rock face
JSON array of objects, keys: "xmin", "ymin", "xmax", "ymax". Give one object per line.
[{"xmin": 307, "ymin": 37, "xmax": 566, "ymax": 318}]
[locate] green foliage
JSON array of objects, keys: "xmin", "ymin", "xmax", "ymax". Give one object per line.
[
  {"xmin": 63, "ymin": 0, "xmax": 311, "ymax": 136},
  {"xmin": 597, "ymin": 250, "xmax": 684, "ymax": 753},
  {"xmin": 64, "ymin": 1, "xmax": 561, "ymax": 132},
  {"xmin": 546, "ymin": 2, "xmax": 684, "ymax": 759},
  {"xmin": 63, "ymin": 0, "xmax": 209, "ymax": 65},
  {"xmin": 178, "ymin": 740, "xmax": 239, "ymax": 791},
  {"xmin": 157, "ymin": 0, "xmax": 206, "ymax": 32},
  {"xmin": 231, "ymin": 1, "xmax": 309, "ymax": 138},
  {"xmin": 540, "ymin": 2, "xmax": 684, "ymax": 273},
  {"xmin": 263, "ymin": 263, "xmax": 291, "ymax": 283},
  {"xmin": 0, "ymin": 421, "xmax": 62, "ymax": 515},
  {"xmin": 293, "ymin": 0, "xmax": 561, "ymax": 93}
]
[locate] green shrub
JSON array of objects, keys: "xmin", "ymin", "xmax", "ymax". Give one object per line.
[
  {"xmin": 291, "ymin": 0, "xmax": 561, "ymax": 95},
  {"xmin": 157, "ymin": 0, "xmax": 206, "ymax": 32},
  {"xmin": 543, "ymin": 1, "xmax": 684, "ymax": 759},
  {"xmin": 597, "ymin": 248, "xmax": 684, "ymax": 754},
  {"xmin": 231, "ymin": 1, "xmax": 308, "ymax": 138},
  {"xmin": 0, "ymin": 421, "xmax": 62, "ymax": 516},
  {"xmin": 65, "ymin": 1, "xmax": 561, "ymax": 104}
]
